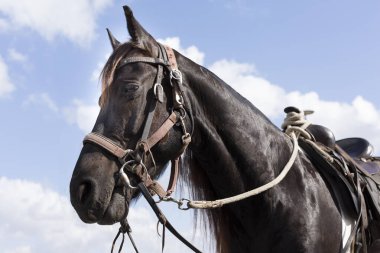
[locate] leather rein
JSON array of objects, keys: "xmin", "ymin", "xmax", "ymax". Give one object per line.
[{"xmin": 82, "ymin": 44, "xmax": 201, "ymax": 253}]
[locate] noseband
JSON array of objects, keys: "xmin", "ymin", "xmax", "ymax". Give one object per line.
[{"xmin": 82, "ymin": 44, "xmax": 201, "ymax": 252}]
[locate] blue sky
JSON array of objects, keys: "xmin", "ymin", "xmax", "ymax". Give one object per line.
[{"xmin": 1, "ymin": 1, "xmax": 380, "ymax": 252}]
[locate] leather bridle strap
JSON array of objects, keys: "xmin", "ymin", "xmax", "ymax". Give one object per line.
[
  {"xmin": 138, "ymin": 182, "xmax": 202, "ymax": 253},
  {"xmin": 138, "ymin": 112, "xmax": 178, "ymax": 152},
  {"xmin": 117, "ymin": 57, "xmax": 170, "ymax": 70},
  {"xmin": 140, "ymin": 44, "xmax": 166, "ymax": 141},
  {"xmin": 84, "ymin": 132, "xmax": 131, "ymax": 159},
  {"xmin": 83, "ymin": 111, "xmax": 179, "ymax": 160},
  {"xmin": 167, "ymin": 157, "xmax": 179, "ymax": 195}
]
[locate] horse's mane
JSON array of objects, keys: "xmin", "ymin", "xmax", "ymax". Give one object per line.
[{"xmin": 179, "ymin": 150, "xmax": 230, "ymax": 253}]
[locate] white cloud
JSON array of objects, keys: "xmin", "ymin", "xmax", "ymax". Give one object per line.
[
  {"xmin": 0, "ymin": 18, "xmax": 9, "ymax": 31},
  {"xmin": 0, "ymin": 177, "xmax": 113, "ymax": 253},
  {"xmin": 8, "ymin": 48, "xmax": 27, "ymax": 63},
  {"xmin": 158, "ymin": 37, "xmax": 205, "ymax": 65},
  {"xmin": 209, "ymin": 59, "xmax": 380, "ymax": 152},
  {"xmin": 0, "ymin": 0, "xmax": 113, "ymax": 46},
  {"xmin": 284, "ymin": 93, "xmax": 380, "ymax": 151},
  {"xmin": 4, "ymin": 246, "xmax": 32, "ymax": 253},
  {"xmin": 23, "ymin": 93, "xmax": 59, "ymax": 112},
  {"xmin": 0, "ymin": 55, "xmax": 15, "ymax": 98},
  {"xmin": 209, "ymin": 59, "xmax": 286, "ymax": 118},
  {"xmin": 63, "ymin": 99, "xmax": 99, "ymax": 133},
  {"xmin": 0, "ymin": 177, "xmax": 202, "ymax": 253}
]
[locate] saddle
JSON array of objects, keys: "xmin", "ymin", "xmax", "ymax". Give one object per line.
[
  {"xmin": 336, "ymin": 138, "xmax": 374, "ymax": 159},
  {"xmin": 307, "ymin": 125, "xmax": 380, "ymax": 178},
  {"xmin": 336, "ymin": 138, "xmax": 380, "ymax": 223},
  {"xmin": 306, "ymin": 124, "xmax": 380, "ymax": 236},
  {"xmin": 336, "ymin": 138, "xmax": 380, "ymax": 182},
  {"xmin": 283, "ymin": 107, "xmax": 380, "ymax": 251}
]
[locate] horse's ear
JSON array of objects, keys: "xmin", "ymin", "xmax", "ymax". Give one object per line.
[
  {"xmin": 123, "ymin": 5, "xmax": 158, "ymax": 56},
  {"xmin": 106, "ymin": 28, "xmax": 120, "ymax": 50}
]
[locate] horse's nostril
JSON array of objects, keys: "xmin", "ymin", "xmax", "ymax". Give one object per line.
[{"xmin": 78, "ymin": 181, "xmax": 92, "ymax": 205}]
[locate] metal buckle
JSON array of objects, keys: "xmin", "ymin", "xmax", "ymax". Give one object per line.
[
  {"xmin": 178, "ymin": 198, "xmax": 191, "ymax": 210},
  {"xmin": 153, "ymin": 83, "xmax": 164, "ymax": 103},
  {"xmin": 157, "ymin": 196, "xmax": 191, "ymax": 211},
  {"xmin": 175, "ymin": 92, "xmax": 184, "ymax": 105},
  {"xmin": 170, "ymin": 69, "xmax": 182, "ymax": 85}
]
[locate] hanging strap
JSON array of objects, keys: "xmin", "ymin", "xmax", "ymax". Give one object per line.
[
  {"xmin": 167, "ymin": 158, "xmax": 180, "ymax": 195},
  {"xmin": 138, "ymin": 182, "xmax": 203, "ymax": 253},
  {"xmin": 111, "ymin": 219, "xmax": 139, "ymax": 253}
]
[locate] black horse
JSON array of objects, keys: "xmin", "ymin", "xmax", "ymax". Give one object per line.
[{"xmin": 70, "ymin": 6, "xmax": 379, "ymax": 253}]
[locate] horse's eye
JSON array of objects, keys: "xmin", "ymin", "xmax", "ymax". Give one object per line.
[{"xmin": 122, "ymin": 84, "xmax": 139, "ymax": 93}]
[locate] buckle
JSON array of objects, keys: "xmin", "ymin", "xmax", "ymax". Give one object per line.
[
  {"xmin": 153, "ymin": 83, "xmax": 164, "ymax": 103},
  {"xmin": 170, "ymin": 69, "xmax": 182, "ymax": 84}
]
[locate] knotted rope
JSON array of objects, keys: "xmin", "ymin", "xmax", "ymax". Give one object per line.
[
  {"xmin": 282, "ymin": 107, "xmax": 334, "ymax": 163},
  {"xmin": 281, "ymin": 107, "xmax": 313, "ymax": 139}
]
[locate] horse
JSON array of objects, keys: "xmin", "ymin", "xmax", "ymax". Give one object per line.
[{"xmin": 69, "ymin": 6, "xmax": 379, "ymax": 253}]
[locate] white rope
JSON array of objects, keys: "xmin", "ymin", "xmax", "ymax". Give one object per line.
[
  {"xmin": 187, "ymin": 131, "xmax": 299, "ymax": 209},
  {"xmin": 185, "ymin": 107, "xmax": 311, "ymax": 209}
]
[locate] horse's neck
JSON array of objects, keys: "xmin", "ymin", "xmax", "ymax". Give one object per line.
[
  {"xmin": 177, "ymin": 58, "xmax": 345, "ymax": 253},
  {"xmin": 181, "ymin": 59, "xmax": 294, "ymax": 199}
]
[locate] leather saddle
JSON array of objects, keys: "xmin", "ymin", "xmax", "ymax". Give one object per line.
[
  {"xmin": 306, "ymin": 125, "xmax": 380, "ymax": 176},
  {"xmin": 336, "ymin": 138, "xmax": 374, "ymax": 159},
  {"xmin": 306, "ymin": 124, "xmax": 380, "ymax": 221}
]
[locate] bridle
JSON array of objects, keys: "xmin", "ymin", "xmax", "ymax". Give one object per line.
[
  {"xmin": 84, "ymin": 43, "xmax": 192, "ymax": 199},
  {"xmin": 82, "ymin": 44, "xmax": 200, "ymax": 252}
]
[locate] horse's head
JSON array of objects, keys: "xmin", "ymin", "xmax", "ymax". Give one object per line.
[{"xmin": 70, "ymin": 6, "xmax": 191, "ymax": 225}]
